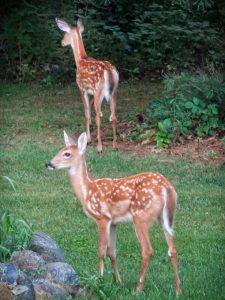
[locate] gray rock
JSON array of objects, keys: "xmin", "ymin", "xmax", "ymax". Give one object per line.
[
  {"xmin": 45, "ymin": 262, "xmax": 80, "ymax": 295},
  {"xmin": 33, "ymin": 283, "xmax": 51, "ymax": 300},
  {"xmin": 0, "ymin": 263, "xmax": 35, "ymax": 300},
  {"xmin": 0, "ymin": 231, "xmax": 81, "ymax": 299},
  {"xmin": 15, "ymin": 270, "xmax": 35, "ymax": 300},
  {"xmin": 0, "ymin": 263, "xmax": 20, "ymax": 285},
  {"xmin": 10, "ymin": 250, "xmax": 45, "ymax": 271},
  {"xmin": 30, "ymin": 231, "xmax": 66, "ymax": 263},
  {"xmin": 33, "ymin": 282, "xmax": 69, "ymax": 300}
]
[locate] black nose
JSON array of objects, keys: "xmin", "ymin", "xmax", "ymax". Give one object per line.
[{"xmin": 46, "ymin": 161, "xmax": 55, "ymax": 169}]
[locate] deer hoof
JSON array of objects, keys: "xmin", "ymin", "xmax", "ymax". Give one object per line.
[
  {"xmin": 176, "ymin": 287, "xmax": 182, "ymax": 296},
  {"xmin": 132, "ymin": 287, "xmax": 143, "ymax": 296},
  {"xmin": 115, "ymin": 276, "xmax": 122, "ymax": 285},
  {"xmin": 113, "ymin": 141, "xmax": 118, "ymax": 150},
  {"xmin": 136, "ymin": 280, "xmax": 144, "ymax": 293},
  {"xmin": 97, "ymin": 143, "xmax": 103, "ymax": 155}
]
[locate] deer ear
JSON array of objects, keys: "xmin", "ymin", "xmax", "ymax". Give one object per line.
[
  {"xmin": 56, "ymin": 18, "xmax": 71, "ymax": 33},
  {"xmin": 78, "ymin": 132, "xmax": 87, "ymax": 155},
  {"xmin": 77, "ymin": 18, "xmax": 84, "ymax": 34},
  {"xmin": 64, "ymin": 131, "xmax": 76, "ymax": 146}
]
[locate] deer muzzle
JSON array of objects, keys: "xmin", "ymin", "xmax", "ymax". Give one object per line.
[{"xmin": 46, "ymin": 161, "xmax": 55, "ymax": 170}]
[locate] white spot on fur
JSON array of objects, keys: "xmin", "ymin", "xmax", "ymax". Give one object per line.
[{"xmin": 86, "ymin": 202, "xmax": 100, "ymax": 219}]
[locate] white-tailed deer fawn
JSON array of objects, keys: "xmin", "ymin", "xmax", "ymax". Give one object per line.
[
  {"xmin": 46, "ymin": 131, "xmax": 182, "ymax": 295},
  {"xmin": 56, "ymin": 18, "xmax": 119, "ymax": 154}
]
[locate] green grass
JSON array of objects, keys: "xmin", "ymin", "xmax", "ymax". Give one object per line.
[{"xmin": 0, "ymin": 82, "xmax": 224, "ymax": 299}]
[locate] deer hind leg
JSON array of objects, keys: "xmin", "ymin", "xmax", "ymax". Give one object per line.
[
  {"xmin": 94, "ymin": 92, "xmax": 104, "ymax": 154},
  {"xmin": 107, "ymin": 224, "xmax": 122, "ymax": 284},
  {"xmin": 133, "ymin": 220, "xmax": 153, "ymax": 292},
  {"xmin": 164, "ymin": 231, "xmax": 182, "ymax": 296},
  {"xmin": 81, "ymin": 91, "xmax": 92, "ymax": 143},
  {"xmin": 160, "ymin": 199, "xmax": 182, "ymax": 295},
  {"xmin": 110, "ymin": 95, "xmax": 117, "ymax": 149}
]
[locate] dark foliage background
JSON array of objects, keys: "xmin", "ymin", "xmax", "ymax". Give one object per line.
[{"xmin": 0, "ymin": 0, "xmax": 225, "ymax": 81}]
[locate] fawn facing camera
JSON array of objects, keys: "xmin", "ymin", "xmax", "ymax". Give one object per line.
[{"xmin": 46, "ymin": 131, "xmax": 181, "ymax": 295}]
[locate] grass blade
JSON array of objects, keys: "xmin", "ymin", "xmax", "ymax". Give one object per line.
[{"xmin": 2, "ymin": 176, "xmax": 16, "ymax": 192}]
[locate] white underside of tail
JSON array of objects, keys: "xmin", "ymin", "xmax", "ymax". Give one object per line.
[
  {"xmin": 101, "ymin": 69, "xmax": 118, "ymax": 103},
  {"xmin": 162, "ymin": 204, "xmax": 173, "ymax": 236},
  {"xmin": 162, "ymin": 188, "xmax": 174, "ymax": 236},
  {"xmin": 102, "ymin": 70, "xmax": 111, "ymax": 102}
]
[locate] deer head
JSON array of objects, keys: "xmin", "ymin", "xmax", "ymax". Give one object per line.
[
  {"xmin": 56, "ymin": 18, "xmax": 84, "ymax": 47},
  {"xmin": 46, "ymin": 131, "xmax": 87, "ymax": 171}
]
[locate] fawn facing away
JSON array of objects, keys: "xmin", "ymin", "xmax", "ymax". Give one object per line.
[
  {"xmin": 56, "ymin": 18, "xmax": 119, "ymax": 154},
  {"xmin": 46, "ymin": 132, "xmax": 182, "ymax": 295}
]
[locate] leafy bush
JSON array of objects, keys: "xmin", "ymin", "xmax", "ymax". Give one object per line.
[
  {"xmin": 221, "ymin": 136, "xmax": 225, "ymax": 144},
  {"xmin": 185, "ymin": 97, "xmax": 221, "ymax": 136},
  {"xmin": 0, "ymin": 1, "xmax": 74, "ymax": 81},
  {"xmin": 0, "ymin": 210, "xmax": 33, "ymax": 262},
  {"xmin": 164, "ymin": 73, "xmax": 225, "ymax": 118},
  {"xmin": 128, "ymin": 3, "xmax": 224, "ymax": 75},
  {"xmin": 154, "ymin": 119, "xmax": 174, "ymax": 148},
  {"xmin": 0, "ymin": 0, "xmax": 224, "ymax": 80},
  {"xmin": 129, "ymin": 123, "xmax": 148, "ymax": 142},
  {"xmin": 145, "ymin": 73, "xmax": 225, "ymax": 146}
]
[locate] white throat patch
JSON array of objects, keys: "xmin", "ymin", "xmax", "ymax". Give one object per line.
[{"xmin": 69, "ymin": 166, "xmax": 77, "ymax": 175}]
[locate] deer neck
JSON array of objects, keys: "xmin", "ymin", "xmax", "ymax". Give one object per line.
[
  {"xmin": 70, "ymin": 30, "xmax": 87, "ymax": 66},
  {"xmin": 69, "ymin": 157, "xmax": 91, "ymax": 204}
]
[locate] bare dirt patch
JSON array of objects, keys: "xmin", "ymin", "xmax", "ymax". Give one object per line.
[{"xmin": 92, "ymin": 121, "xmax": 225, "ymax": 165}]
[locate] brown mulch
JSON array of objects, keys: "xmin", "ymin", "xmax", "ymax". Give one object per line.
[{"xmin": 92, "ymin": 121, "xmax": 225, "ymax": 165}]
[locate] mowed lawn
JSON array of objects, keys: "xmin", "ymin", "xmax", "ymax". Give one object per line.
[{"xmin": 0, "ymin": 82, "xmax": 224, "ymax": 299}]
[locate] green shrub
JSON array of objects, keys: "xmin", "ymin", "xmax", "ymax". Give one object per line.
[
  {"xmin": 0, "ymin": 210, "xmax": 33, "ymax": 262},
  {"xmin": 154, "ymin": 119, "xmax": 174, "ymax": 148},
  {"xmin": 164, "ymin": 73, "xmax": 225, "ymax": 118},
  {"xmin": 221, "ymin": 136, "xmax": 225, "ymax": 144},
  {"xmin": 0, "ymin": 1, "xmax": 224, "ymax": 80},
  {"xmin": 129, "ymin": 123, "xmax": 148, "ymax": 142},
  {"xmin": 0, "ymin": 1, "xmax": 74, "ymax": 81},
  {"xmin": 146, "ymin": 73, "xmax": 225, "ymax": 145},
  {"xmin": 185, "ymin": 97, "xmax": 221, "ymax": 136}
]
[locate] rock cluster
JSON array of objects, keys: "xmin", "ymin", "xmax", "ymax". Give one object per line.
[{"xmin": 0, "ymin": 231, "xmax": 81, "ymax": 299}]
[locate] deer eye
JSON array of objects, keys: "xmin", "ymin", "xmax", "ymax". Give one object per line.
[{"xmin": 63, "ymin": 152, "xmax": 71, "ymax": 158}]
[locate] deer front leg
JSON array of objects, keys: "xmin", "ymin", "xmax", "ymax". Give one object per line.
[
  {"xmin": 97, "ymin": 219, "xmax": 111, "ymax": 277},
  {"xmin": 134, "ymin": 220, "xmax": 153, "ymax": 292},
  {"xmin": 107, "ymin": 224, "xmax": 122, "ymax": 284},
  {"xmin": 94, "ymin": 95, "xmax": 103, "ymax": 154},
  {"xmin": 80, "ymin": 91, "xmax": 91, "ymax": 143}
]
